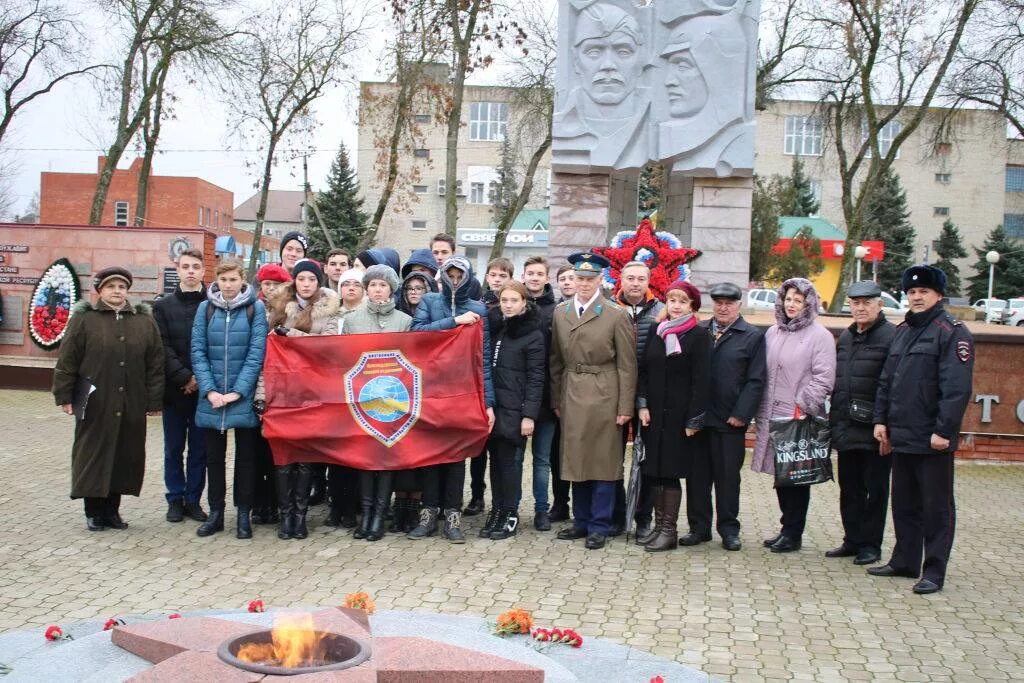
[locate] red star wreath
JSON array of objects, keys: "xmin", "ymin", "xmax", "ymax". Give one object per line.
[{"xmin": 593, "ymin": 217, "xmax": 702, "ymax": 300}]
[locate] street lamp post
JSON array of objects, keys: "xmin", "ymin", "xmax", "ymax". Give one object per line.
[
  {"xmin": 854, "ymin": 245, "xmax": 868, "ymax": 282},
  {"xmin": 986, "ymin": 250, "xmax": 1000, "ymax": 301}
]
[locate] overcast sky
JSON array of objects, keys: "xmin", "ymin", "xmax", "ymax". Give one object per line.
[{"xmin": 2, "ymin": 0, "xmax": 537, "ymax": 220}]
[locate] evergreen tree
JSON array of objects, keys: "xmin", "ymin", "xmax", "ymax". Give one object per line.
[
  {"xmin": 966, "ymin": 225, "xmax": 1024, "ymax": 301},
  {"xmin": 638, "ymin": 163, "xmax": 665, "ymax": 221},
  {"xmin": 933, "ymin": 218, "xmax": 968, "ymax": 297},
  {"xmin": 750, "ymin": 174, "xmax": 783, "ymax": 283},
  {"xmin": 307, "ymin": 143, "xmax": 368, "ymax": 258},
  {"xmin": 773, "ymin": 225, "xmax": 825, "ymax": 282},
  {"xmin": 785, "ymin": 157, "xmax": 819, "ymax": 217},
  {"xmin": 861, "ymin": 169, "xmax": 916, "ymax": 297},
  {"xmin": 489, "ymin": 134, "xmax": 518, "ymax": 217}
]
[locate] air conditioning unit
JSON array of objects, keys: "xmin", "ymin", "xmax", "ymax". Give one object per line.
[
  {"xmin": 437, "ymin": 179, "xmax": 446, "ymax": 196},
  {"xmin": 455, "ymin": 180, "xmax": 465, "ymax": 197}
]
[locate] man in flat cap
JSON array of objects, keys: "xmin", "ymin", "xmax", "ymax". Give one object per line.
[
  {"xmin": 826, "ymin": 281, "xmax": 896, "ymax": 566},
  {"xmin": 550, "ymin": 252, "xmax": 637, "ymax": 549},
  {"xmin": 869, "ymin": 265, "xmax": 973, "ymax": 594},
  {"xmin": 682, "ymin": 282, "xmax": 765, "ymax": 551}
]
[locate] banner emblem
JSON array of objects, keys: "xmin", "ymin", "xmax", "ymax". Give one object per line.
[{"xmin": 345, "ymin": 350, "xmax": 422, "ymax": 447}]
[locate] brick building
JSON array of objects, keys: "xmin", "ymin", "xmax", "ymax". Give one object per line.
[{"xmin": 40, "ymin": 156, "xmax": 234, "ymax": 232}]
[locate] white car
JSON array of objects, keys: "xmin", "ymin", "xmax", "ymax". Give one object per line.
[
  {"xmin": 971, "ymin": 298, "xmax": 1009, "ymax": 324},
  {"xmin": 747, "ymin": 288, "xmax": 776, "ymax": 310},
  {"xmin": 1006, "ymin": 298, "xmax": 1024, "ymax": 326},
  {"xmin": 879, "ymin": 291, "xmax": 907, "ymax": 313}
]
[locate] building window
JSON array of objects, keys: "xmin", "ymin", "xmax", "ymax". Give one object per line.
[
  {"xmin": 934, "ymin": 207, "xmax": 949, "ymax": 217},
  {"xmin": 411, "ymin": 220, "xmax": 427, "ymax": 230},
  {"xmin": 1005, "ymin": 213, "xmax": 1024, "ymax": 238},
  {"xmin": 414, "ymin": 114, "xmax": 431, "ymax": 125},
  {"xmin": 114, "ymin": 201, "xmax": 129, "ymax": 226},
  {"xmin": 935, "ymin": 173, "xmax": 952, "ymax": 184},
  {"xmin": 205, "ymin": 207, "xmax": 212, "ymax": 226},
  {"xmin": 469, "ymin": 102, "xmax": 508, "ymax": 141},
  {"xmin": 413, "ymin": 185, "xmax": 428, "ymax": 194},
  {"xmin": 413, "ymin": 148, "xmax": 429, "ymax": 158},
  {"xmin": 863, "ymin": 119, "xmax": 901, "ymax": 158},
  {"xmin": 784, "ymin": 115, "xmax": 823, "ymax": 156},
  {"xmin": 469, "ymin": 182, "xmax": 486, "ymax": 204},
  {"xmin": 198, "ymin": 206, "xmax": 204, "ymax": 226},
  {"xmin": 214, "ymin": 210, "xmax": 219, "ymax": 228},
  {"xmin": 1006, "ymin": 166, "xmax": 1024, "ymax": 192}
]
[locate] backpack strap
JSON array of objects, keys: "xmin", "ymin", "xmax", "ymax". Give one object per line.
[{"xmin": 206, "ymin": 302, "xmax": 255, "ymax": 323}]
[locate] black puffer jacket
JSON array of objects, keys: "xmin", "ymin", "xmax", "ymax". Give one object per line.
[
  {"xmin": 617, "ymin": 293, "xmax": 664, "ymax": 362},
  {"xmin": 829, "ymin": 314, "xmax": 896, "ymax": 452},
  {"xmin": 487, "ymin": 303, "xmax": 546, "ymax": 445},
  {"xmin": 152, "ymin": 285, "xmax": 206, "ymax": 413},
  {"xmin": 530, "ymin": 284, "xmax": 557, "ymax": 422}
]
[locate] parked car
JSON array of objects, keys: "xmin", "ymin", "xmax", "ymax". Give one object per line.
[
  {"xmin": 840, "ymin": 289, "xmax": 907, "ymax": 315},
  {"xmin": 971, "ymin": 298, "xmax": 1009, "ymax": 324},
  {"xmin": 747, "ymin": 288, "xmax": 776, "ymax": 310},
  {"xmin": 1006, "ymin": 298, "xmax": 1024, "ymax": 326}
]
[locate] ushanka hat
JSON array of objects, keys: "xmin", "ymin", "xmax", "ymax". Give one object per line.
[
  {"xmin": 901, "ymin": 265, "xmax": 947, "ymax": 295},
  {"xmin": 93, "ymin": 266, "xmax": 133, "ymax": 291}
]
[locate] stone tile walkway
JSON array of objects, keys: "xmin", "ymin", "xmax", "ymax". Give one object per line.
[{"xmin": 1, "ymin": 389, "xmax": 1022, "ymax": 681}]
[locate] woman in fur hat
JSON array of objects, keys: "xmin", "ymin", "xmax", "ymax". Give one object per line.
[
  {"xmin": 341, "ymin": 265, "xmax": 412, "ymax": 540},
  {"xmin": 264, "ymin": 259, "xmax": 341, "ymax": 540}
]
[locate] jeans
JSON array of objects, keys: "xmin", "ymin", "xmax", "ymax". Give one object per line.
[
  {"xmin": 162, "ymin": 404, "xmax": 207, "ymax": 504},
  {"xmin": 571, "ymin": 480, "xmax": 616, "ymax": 536},
  {"xmin": 204, "ymin": 428, "xmax": 258, "ymax": 509},
  {"xmin": 513, "ymin": 418, "xmax": 556, "ymax": 511}
]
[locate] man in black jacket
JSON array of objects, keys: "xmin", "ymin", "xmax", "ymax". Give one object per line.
[
  {"xmin": 826, "ymin": 281, "xmax": 896, "ymax": 566},
  {"xmin": 683, "ymin": 282, "xmax": 765, "ymax": 551},
  {"xmin": 152, "ymin": 249, "xmax": 208, "ymax": 523},
  {"xmin": 869, "ymin": 265, "xmax": 974, "ymax": 595}
]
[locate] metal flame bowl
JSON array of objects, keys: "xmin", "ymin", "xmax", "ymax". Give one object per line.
[{"xmin": 217, "ymin": 630, "xmax": 371, "ymax": 676}]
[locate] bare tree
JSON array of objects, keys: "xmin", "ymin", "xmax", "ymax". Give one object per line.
[
  {"xmin": 756, "ymin": 0, "xmax": 820, "ymax": 109},
  {"xmin": 225, "ymin": 0, "xmax": 362, "ymax": 279},
  {"xmin": 89, "ymin": 0, "xmax": 232, "ymax": 226},
  {"xmin": 357, "ymin": 0, "xmax": 447, "ymax": 251},
  {"xmin": 0, "ymin": 1, "xmax": 106, "ymax": 145},
  {"xmin": 489, "ymin": 0, "xmax": 553, "ymax": 259},
  {"xmin": 946, "ymin": 0, "xmax": 1024, "ymax": 137},
  {"xmin": 807, "ymin": 0, "xmax": 979, "ymax": 311}
]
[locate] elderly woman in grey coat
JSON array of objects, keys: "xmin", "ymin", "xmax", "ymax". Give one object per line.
[
  {"xmin": 341, "ymin": 265, "xmax": 412, "ymax": 541},
  {"xmin": 752, "ymin": 277, "xmax": 836, "ymax": 554}
]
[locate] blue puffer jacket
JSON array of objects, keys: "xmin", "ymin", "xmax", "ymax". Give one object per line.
[
  {"xmin": 412, "ymin": 256, "xmax": 494, "ymax": 407},
  {"xmin": 191, "ymin": 282, "xmax": 268, "ymax": 430}
]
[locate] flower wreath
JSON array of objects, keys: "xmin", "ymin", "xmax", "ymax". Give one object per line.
[
  {"xmin": 593, "ymin": 217, "xmax": 702, "ymax": 301},
  {"xmin": 28, "ymin": 258, "xmax": 81, "ymax": 350}
]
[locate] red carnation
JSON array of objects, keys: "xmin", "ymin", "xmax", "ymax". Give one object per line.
[
  {"xmin": 102, "ymin": 618, "xmax": 119, "ymax": 631},
  {"xmin": 168, "ymin": 613, "xmax": 182, "ymax": 619},
  {"xmin": 44, "ymin": 625, "xmax": 65, "ymax": 641},
  {"xmin": 650, "ymin": 677, "xmax": 665, "ymax": 683},
  {"xmin": 247, "ymin": 599, "xmax": 265, "ymax": 613}
]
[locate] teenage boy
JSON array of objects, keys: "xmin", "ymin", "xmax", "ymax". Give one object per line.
[{"xmin": 324, "ymin": 249, "xmax": 351, "ymax": 291}]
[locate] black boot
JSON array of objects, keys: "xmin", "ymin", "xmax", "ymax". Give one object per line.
[
  {"xmin": 389, "ymin": 496, "xmax": 408, "ymax": 533},
  {"xmin": 353, "ymin": 471, "xmax": 374, "ymax": 539},
  {"xmin": 407, "ymin": 506, "xmax": 439, "ymax": 539},
  {"xmin": 292, "ymin": 463, "xmax": 313, "ymax": 539},
  {"xmin": 197, "ymin": 507, "xmax": 224, "ymax": 537},
  {"xmin": 367, "ymin": 472, "xmax": 393, "ymax": 542},
  {"xmin": 236, "ymin": 506, "xmax": 253, "ymax": 539},
  {"xmin": 309, "ymin": 464, "xmax": 327, "ymax": 505},
  {"xmin": 103, "ymin": 495, "xmax": 128, "ymax": 530},
  {"xmin": 479, "ymin": 509, "xmax": 501, "ymax": 538},
  {"xmin": 490, "ymin": 509, "xmax": 519, "ymax": 540},
  {"xmin": 324, "ymin": 504, "xmax": 342, "ymax": 527},
  {"xmin": 275, "ymin": 465, "xmax": 295, "ymax": 540}
]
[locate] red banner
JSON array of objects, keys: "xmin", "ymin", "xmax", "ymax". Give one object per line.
[{"xmin": 262, "ymin": 325, "xmax": 489, "ymax": 469}]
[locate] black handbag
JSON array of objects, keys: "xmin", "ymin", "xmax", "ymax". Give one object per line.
[{"xmin": 848, "ymin": 398, "xmax": 874, "ymax": 423}]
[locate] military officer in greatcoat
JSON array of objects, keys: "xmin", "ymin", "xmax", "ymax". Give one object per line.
[
  {"xmin": 869, "ymin": 265, "xmax": 974, "ymax": 594},
  {"xmin": 550, "ymin": 252, "xmax": 637, "ymax": 549}
]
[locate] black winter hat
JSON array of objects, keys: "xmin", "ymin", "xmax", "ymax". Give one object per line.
[
  {"xmin": 279, "ymin": 231, "xmax": 308, "ymax": 257},
  {"xmin": 291, "ymin": 258, "xmax": 324, "ymax": 285},
  {"xmin": 901, "ymin": 265, "xmax": 946, "ymax": 295}
]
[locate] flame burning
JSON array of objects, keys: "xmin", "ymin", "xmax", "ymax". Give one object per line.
[{"xmin": 236, "ymin": 613, "xmax": 327, "ymax": 668}]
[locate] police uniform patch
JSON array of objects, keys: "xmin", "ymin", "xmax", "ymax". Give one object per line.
[{"xmin": 956, "ymin": 339, "xmax": 971, "ymax": 363}]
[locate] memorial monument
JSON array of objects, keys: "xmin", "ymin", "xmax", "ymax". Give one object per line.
[{"xmin": 550, "ymin": 0, "xmax": 759, "ymax": 290}]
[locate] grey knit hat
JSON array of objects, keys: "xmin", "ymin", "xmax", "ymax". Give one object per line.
[{"xmin": 362, "ymin": 264, "xmax": 400, "ymax": 294}]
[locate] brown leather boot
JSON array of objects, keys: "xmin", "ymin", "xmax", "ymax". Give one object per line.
[
  {"xmin": 634, "ymin": 485, "xmax": 663, "ymax": 545},
  {"xmin": 645, "ymin": 486, "xmax": 681, "ymax": 552}
]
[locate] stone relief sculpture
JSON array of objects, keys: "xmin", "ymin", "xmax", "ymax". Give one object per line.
[{"xmin": 552, "ymin": 0, "xmax": 759, "ymax": 177}]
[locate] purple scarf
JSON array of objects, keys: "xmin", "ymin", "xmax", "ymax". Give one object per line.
[{"xmin": 657, "ymin": 314, "xmax": 698, "ymax": 356}]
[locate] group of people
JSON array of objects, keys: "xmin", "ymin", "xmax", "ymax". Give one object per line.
[{"xmin": 52, "ymin": 227, "xmax": 974, "ymax": 594}]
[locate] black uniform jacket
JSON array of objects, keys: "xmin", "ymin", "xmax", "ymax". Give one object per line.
[
  {"xmin": 873, "ymin": 305, "xmax": 974, "ymax": 454},
  {"xmin": 152, "ymin": 285, "xmax": 206, "ymax": 413},
  {"xmin": 830, "ymin": 314, "xmax": 896, "ymax": 452},
  {"xmin": 697, "ymin": 316, "xmax": 767, "ymax": 431}
]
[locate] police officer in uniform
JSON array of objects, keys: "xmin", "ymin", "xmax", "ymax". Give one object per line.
[
  {"xmin": 683, "ymin": 282, "xmax": 765, "ymax": 551},
  {"xmin": 550, "ymin": 252, "xmax": 637, "ymax": 550},
  {"xmin": 827, "ymin": 281, "xmax": 896, "ymax": 566},
  {"xmin": 869, "ymin": 265, "xmax": 973, "ymax": 594}
]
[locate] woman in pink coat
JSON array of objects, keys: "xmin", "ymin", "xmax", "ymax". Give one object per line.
[{"xmin": 752, "ymin": 277, "xmax": 836, "ymax": 553}]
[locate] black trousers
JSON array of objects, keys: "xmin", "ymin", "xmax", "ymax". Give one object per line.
[
  {"xmin": 327, "ymin": 465, "xmax": 359, "ymax": 516},
  {"xmin": 775, "ymin": 485, "xmax": 810, "ymax": 539},
  {"xmin": 613, "ymin": 419, "xmax": 653, "ymax": 527},
  {"xmin": 469, "ymin": 448, "xmax": 488, "ymax": 500},
  {"xmin": 550, "ymin": 421, "xmax": 570, "ymax": 508},
  {"xmin": 204, "ymin": 428, "xmax": 258, "ymax": 509},
  {"xmin": 252, "ymin": 431, "xmax": 276, "ymax": 510},
  {"xmin": 645, "ymin": 475, "xmax": 681, "ymax": 490},
  {"xmin": 84, "ymin": 494, "xmax": 121, "ymax": 517},
  {"xmin": 687, "ymin": 429, "xmax": 746, "ymax": 538},
  {"xmin": 421, "ymin": 460, "xmax": 466, "ymax": 510},
  {"xmin": 488, "ymin": 437, "xmax": 522, "ymax": 511},
  {"xmin": 888, "ymin": 451, "xmax": 956, "ymax": 585},
  {"xmin": 837, "ymin": 448, "xmax": 892, "ymax": 553}
]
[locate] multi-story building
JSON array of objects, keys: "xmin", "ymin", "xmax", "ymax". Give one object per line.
[{"xmin": 356, "ymin": 78, "xmax": 552, "ymax": 275}]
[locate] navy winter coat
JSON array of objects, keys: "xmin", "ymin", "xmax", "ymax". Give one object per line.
[{"xmin": 191, "ymin": 283, "xmax": 267, "ymax": 431}]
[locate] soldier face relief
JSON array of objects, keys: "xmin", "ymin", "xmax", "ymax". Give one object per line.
[
  {"xmin": 664, "ymin": 49, "xmax": 708, "ymax": 118},
  {"xmin": 575, "ymin": 31, "xmax": 642, "ymax": 107}
]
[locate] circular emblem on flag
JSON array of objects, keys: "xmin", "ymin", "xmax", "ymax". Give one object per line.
[
  {"xmin": 345, "ymin": 350, "xmax": 422, "ymax": 447},
  {"xmin": 358, "ymin": 376, "xmax": 410, "ymax": 423}
]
